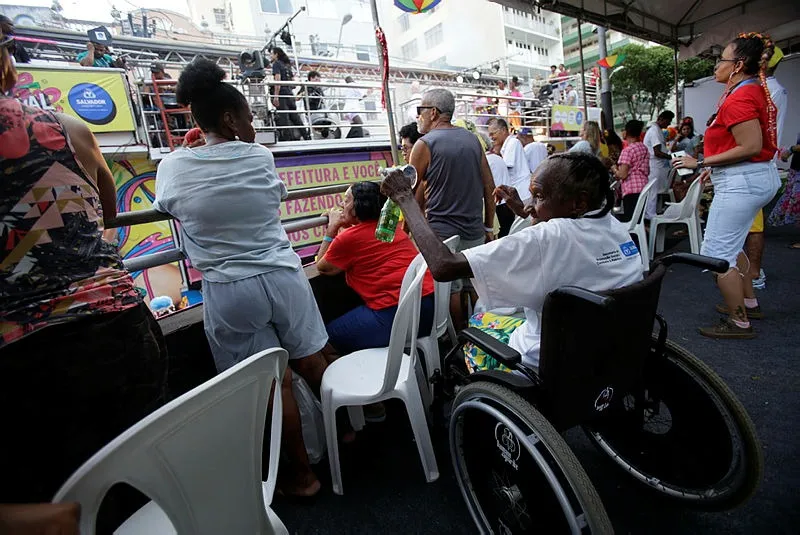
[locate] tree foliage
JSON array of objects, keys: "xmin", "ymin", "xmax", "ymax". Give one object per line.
[{"xmin": 610, "ymin": 44, "xmax": 714, "ymax": 120}]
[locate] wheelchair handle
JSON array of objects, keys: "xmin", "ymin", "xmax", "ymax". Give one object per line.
[
  {"xmin": 550, "ymin": 287, "xmax": 615, "ymax": 310},
  {"xmin": 654, "ymin": 253, "xmax": 729, "ymax": 273}
]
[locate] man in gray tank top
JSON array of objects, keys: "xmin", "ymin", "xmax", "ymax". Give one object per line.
[{"xmin": 408, "ymin": 88, "xmax": 497, "ymax": 329}]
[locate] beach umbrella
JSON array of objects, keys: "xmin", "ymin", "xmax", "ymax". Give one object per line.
[{"xmin": 393, "ymin": 0, "xmax": 442, "ymax": 14}]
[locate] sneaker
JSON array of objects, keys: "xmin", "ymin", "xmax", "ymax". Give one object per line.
[
  {"xmin": 752, "ymin": 268, "xmax": 766, "ymax": 290},
  {"xmin": 364, "ymin": 402, "xmax": 387, "ymax": 423},
  {"xmin": 698, "ymin": 318, "xmax": 756, "ymax": 340},
  {"xmin": 715, "ymin": 303, "xmax": 764, "ymax": 319}
]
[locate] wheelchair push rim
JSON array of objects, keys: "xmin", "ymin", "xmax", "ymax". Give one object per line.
[
  {"xmin": 583, "ymin": 337, "xmax": 763, "ymax": 510},
  {"xmin": 450, "ymin": 382, "xmax": 612, "ymax": 534}
]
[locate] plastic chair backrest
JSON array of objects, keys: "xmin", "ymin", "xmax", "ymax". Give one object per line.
[
  {"xmin": 538, "ymin": 264, "xmax": 667, "ymax": 431},
  {"xmin": 509, "ymin": 216, "xmax": 533, "ymax": 235},
  {"xmin": 676, "ymin": 177, "xmax": 704, "ymax": 220},
  {"xmin": 53, "ymin": 348, "xmax": 289, "ymax": 535},
  {"xmin": 381, "ymin": 254, "xmax": 428, "ymax": 396},
  {"xmin": 627, "ymin": 179, "xmax": 659, "ymax": 232},
  {"xmin": 430, "ymin": 236, "xmax": 460, "ymax": 338}
]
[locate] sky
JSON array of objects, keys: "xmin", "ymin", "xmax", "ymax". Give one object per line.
[{"xmin": 9, "ymin": 0, "xmax": 192, "ymax": 22}]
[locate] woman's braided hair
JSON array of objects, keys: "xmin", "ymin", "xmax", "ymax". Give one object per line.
[
  {"xmin": 732, "ymin": 32, "xmax": 778, "ymax": 147},
  {"xmin": 546, "ymin": 152, "xmax": 614, "ymax": 219}
]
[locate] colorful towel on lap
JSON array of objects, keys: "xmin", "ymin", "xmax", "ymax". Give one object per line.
[{"xmin": 463, "ymin": 312, "xmax": 525, "ymax": 373}]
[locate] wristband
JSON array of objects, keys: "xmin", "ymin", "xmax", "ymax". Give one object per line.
[
  {"xmin": 323, "ymin": 235, "xmax": 334, "ymax": 243},
  {"xmin": 483, "ymin": 226, "xmax": 494, "ymax": 233}
]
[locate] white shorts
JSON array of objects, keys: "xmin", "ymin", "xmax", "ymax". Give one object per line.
[
  {"xmin": 203, "ymin": 267, "xmax": 328, "ymax": 372},
  {"xmin": 701, "ymin": 161, "xmax": 780, "ymax": 267}
]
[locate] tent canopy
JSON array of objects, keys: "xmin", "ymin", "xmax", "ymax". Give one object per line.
[{"xmin": 491, "ymin": 0, "xmax": 800, "ymax": 57}]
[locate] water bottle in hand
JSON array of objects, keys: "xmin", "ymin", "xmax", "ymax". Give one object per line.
[{"xmin": 375, "ymin": 165, "xmax": 417, "ymax": 243}]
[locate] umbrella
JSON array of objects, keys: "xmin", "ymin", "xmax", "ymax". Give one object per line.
[
  {"xmin": 597, "ymin": 53, "xmax": 626, "ymax": 68},
  {"xmin": 394, "ymin": 0, "xmax": 442, "ymax": 14}
]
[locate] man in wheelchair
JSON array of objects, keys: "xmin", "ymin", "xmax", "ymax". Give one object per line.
[{"xmin": 381, "ymin": 153, "xmax": 763, "ymax": 534}]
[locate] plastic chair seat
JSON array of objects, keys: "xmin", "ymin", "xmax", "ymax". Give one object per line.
[{"xmin": 323, "ymin": 348, "xmax": 415, "ymax": 400}]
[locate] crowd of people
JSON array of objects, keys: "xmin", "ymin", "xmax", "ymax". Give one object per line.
[{"xmin": 0, "ymin": 18, "xmax": 797, "ymax": 531}]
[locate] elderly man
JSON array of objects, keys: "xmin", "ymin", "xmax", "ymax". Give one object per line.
[
  {"xmin": 487, "ymin": 117, "xmax": 531, "ymax": 237},
  {"xmin": 409, "ymin": 88, "xmax": 496, "ymax": 330}
]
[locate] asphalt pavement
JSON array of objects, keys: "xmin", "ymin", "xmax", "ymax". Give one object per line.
[{"xmin": 273, "ymin": 227, "xmax": 799, "ymax": 534}]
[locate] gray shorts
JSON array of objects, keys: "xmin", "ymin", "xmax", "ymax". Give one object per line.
[
  {"xmin": 202, "ymin": 268, "xmax": 328, "ymax": 372},
  {"xmin": 450, "ymin": 235, "xmax": 486, "ymax": 294}
]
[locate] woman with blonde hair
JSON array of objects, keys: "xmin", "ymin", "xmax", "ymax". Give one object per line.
[{"xmin": 569, "ymin": 120, "xmax": 602, "ymax": 156}]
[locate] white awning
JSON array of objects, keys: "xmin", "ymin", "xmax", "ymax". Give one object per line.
[{"xmin": 490, "ymin": 0, "xmax": 800, "ymax": 58}]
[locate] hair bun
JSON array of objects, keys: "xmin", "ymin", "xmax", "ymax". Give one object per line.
[{"xmin": 176, "ymin": 58, "xmax": 226, "ymax": 106}]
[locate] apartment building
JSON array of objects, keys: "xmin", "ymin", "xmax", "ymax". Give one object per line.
[
  {"xmin": 561, "ymin": 16, "xmax": 648, "ymax": 73},
  {"xmin": 381, "ymin": 0, "xmax": 564, "ymax": 82}
]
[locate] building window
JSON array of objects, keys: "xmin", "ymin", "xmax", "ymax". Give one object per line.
[
  {"xmin": 356, "ymin": 45, "xmax": 371, "ymax": 61},
  {"xmin": 424, "ymin": 23, "xmax": 443, "ymax": 48},
  {"xmin": 401, "ymin": 39, "xmax": 418, "ymax": 59},
  {"xmin": 431, "ymin": 55, "xmax": 447, "ymax": 68},
  {"xmin": 399, "ymin": 13, "xmax": 410, "ymax": 32},
  {"xmin": 213, "ymin": 8, "xmax": 226, "ymax": 25},
  {"xmin": 260, "ymin": 0, "xmax": 292, "ymax": 14}
]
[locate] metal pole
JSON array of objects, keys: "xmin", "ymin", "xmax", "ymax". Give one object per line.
[
  {"xmin": 597, "ymin": 26, "xmax": 613, "ymax": 130},
  {"xmin": 577, "ymin": 17, "xmax": 589, "ymax": 119},
  {"xmin": 287, "ymin": 19, "xmax": 313, "ymax": 137},
  {"xmin": 370, "ymin": 0, "xmax": 401, "ymax": 166},
  {"xmin": 673, "ymin": 46, "xmax": 680, "ymax": 120}
]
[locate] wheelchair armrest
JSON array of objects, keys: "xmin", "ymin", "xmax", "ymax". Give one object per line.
[
  {"xmin": 458, "ymin": 328, "xmax": 522, "ymax": 367},
  {"xmin": 550, "ymin": 286, "xmax": 615, "ymax": 310},
  {"xmin": 655, "ymin": 252, "xmax": 728, "ymax": 273}
]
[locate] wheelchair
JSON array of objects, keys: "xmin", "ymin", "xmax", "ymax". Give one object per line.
[{"xmin": 434, "ymin": 253, "xmax": 763, "ymax": 534}]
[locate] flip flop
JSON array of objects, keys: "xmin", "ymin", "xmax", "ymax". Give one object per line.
[{"xmin": 789, "ymin": 242, "xmax": 800, "ymax": 249}]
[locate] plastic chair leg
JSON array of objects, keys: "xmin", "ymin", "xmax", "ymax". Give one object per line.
[
  {"xmin": 656, "ymin": 224, "xmax": 666, "ymax": 255},
  {"xmin": 636, "ymin": 227, "xmax": 649, "ymax": 270},
  {"xmin": 321, "ymin": 390, "xmax": 344, "ymax": 495},
  {"xmin": 687, "ymin": 219, "xmax": 700, "ymax": 254},
  {"xmin": 399, "ymin": 375, "xmax": 439, "ymax": 483},
  {"xmin": 347, "ymin": 406, "xmax": 365, "ymax": 432}
]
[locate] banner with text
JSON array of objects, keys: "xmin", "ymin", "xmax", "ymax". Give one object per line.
[
  {"xmin": 276, "ymin": 150, "xmax": 393, "ymax": 255},
  {"xmin": 12, "ymin": 66, "xmax": 135, "ymax": 133}
]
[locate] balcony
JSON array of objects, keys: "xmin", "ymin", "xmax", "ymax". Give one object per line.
[
  {"xmin": 502, "ymin": 10, "xmax": 560, "ymax": 40},
  {"xmin": 506, "ymin": 47, "xmax": 550, "ymax": 69}
]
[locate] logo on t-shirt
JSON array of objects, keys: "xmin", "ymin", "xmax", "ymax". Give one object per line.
[
  {"xmin": 620, "ymin": 240, "xmax": 639, "ymax": 257},
  {"xmin": 68, "ymin": 83, "xmax": 117, "ymax": 125}
]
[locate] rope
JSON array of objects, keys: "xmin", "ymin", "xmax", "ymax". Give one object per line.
[{"xmin": 376, "ymin": 26, "xmax": 389, "ymax": 109}]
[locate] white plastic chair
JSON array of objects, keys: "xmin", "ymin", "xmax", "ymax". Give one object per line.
[
  {"xmin": 416, "ymin": 235, "xmax": 459, "ymax": 408},
  {"xmin": 509, "ymin": 216, "xmax": 533, "ymax": 235},
  {"xmin": 321, "ymin": 254, "xmax": 438, "ymax": 495},
  {"xmin": 53, "ymin": 348, "xmax": 290, "ymax": 535},
  {"xmin": 627, "ymin": 179, "xmax": 660, "ymax": 272},
  {"xmin": 648, "ymin": 176, "xmax": 704, "ymax": 260}
]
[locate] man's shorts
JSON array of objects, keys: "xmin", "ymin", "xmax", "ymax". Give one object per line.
[
  {"xmin": 451, "ymin": 235, "xmax": 486, "ymax": 294},
  {"xmin": 749, "ymin": 209, "xmax": 764, "ymax": 233}
]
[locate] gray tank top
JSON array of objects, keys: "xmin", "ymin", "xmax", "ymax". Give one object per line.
[{"xmin": 422, "ymin": 127, "xmax": 485, "ymax": 241}]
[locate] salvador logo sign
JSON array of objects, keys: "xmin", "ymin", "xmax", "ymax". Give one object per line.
[{"xmin": 68, "ymin": 83, "xmax": 117, "ymax": 125}]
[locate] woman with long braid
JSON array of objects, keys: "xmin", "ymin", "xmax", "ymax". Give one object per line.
[
  {"xmin": 381, "ymin": 153, "xmax": 643, "ymax": 372},
  {"xmin": 673, "ymin": 32, "xmax": 781, "ymax": 339}
]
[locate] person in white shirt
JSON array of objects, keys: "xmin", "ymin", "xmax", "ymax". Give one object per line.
[
  {"xmin": 517, "ymin": 127, "xmax": 549, "ymax": 173},
  {"xmin": 343, "ymin": 76, "xmax": 367, "ymax": 138},
  {"xmin": 643, "ymin": 110, "xmax": 675, "ymax": 219},
  {"xmin": 565, "ymin": 84, "xmax": 579, "ymax": 107},
  {"xmin": 487, "ymin": 117, "xmax": 532, "ymax": 236},
  {"xmin": 745, "ymin": 48, "xmax": 788, "ymax": 290},
  {"xmin": 380, "ymin": 152, "xmax": 643, "ymax": 372},
  {"xmin": 486, "ymin": 152, "xmax": 511, "ymax": 190}
]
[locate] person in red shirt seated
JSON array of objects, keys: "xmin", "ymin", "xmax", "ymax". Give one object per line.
[{"xmin": 316, "ymin": 182, "xmax": 435, "ymax": 354}]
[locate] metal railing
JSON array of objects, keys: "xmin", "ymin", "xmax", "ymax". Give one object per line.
[{"xmin": 110, "ymin": 183, "xmax": 356, "ymax": 272}]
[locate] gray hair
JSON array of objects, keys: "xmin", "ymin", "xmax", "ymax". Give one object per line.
[{"xmin": 422, "ymin": 88, "xmax": 455, "ymax": 117}]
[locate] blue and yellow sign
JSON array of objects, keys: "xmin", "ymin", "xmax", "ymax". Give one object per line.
[
  {"xmin": 551, "ymin": 104, "xmax": 584, "ymax": 132},
  {"xmin": 12, "ymin": 66, "xmax": 135, "ymax": 133}
]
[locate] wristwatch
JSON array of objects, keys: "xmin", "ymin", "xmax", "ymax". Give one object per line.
[{"xmin": 696, "ymin": 155, "xmax": 705, "ymax": 169}]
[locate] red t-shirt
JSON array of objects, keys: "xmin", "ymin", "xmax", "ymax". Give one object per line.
[
  {"xmin": 323, "ymin": 221, "xmax": 435, "ymax": 310},
  {"xmin": 704, "ymin": 82, "xmax": 776, "ymax": 162}
]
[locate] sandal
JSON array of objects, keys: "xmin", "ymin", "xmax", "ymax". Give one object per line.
[{"xmin": 789, "ymin": 242, "xmax": 800, "ymax": 249}]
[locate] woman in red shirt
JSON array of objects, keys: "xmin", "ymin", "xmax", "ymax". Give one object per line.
[
  {"xmin": 317, "ymin": 182, "xmax": 435, "ymax": 354},
  {"xmin": 673, "ymin": 32, "xmax": 781, "ymax": 339}
]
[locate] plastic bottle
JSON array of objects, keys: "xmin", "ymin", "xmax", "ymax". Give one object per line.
[{"xmin": 375, "ymin": 164, "xmax": 417, "ymax": 243}]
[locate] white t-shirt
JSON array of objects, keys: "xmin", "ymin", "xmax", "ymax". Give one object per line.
[
  {"xmin": 463, "ymin": 213, "xmax": 643, "ymax": 369},
  {"xmin": 486, "ymin": 153, "xmax": 511, "ymax": 189},
  {"xmin": 767, "ymin": 76, "xmax": 787, "ymax": 145},
  {"xmin": 644, "ymin": 123, "xmax": 669, "ymax": 171},
  {"xmin": 500, "ymin": 135, "xmax": 532, "ymax": 201},
  {"xmin": 565, "ymin": 89, "xmax": 579, "ymax": 106},
  {"xmin": 523, "ymin": 141, "xmax": 548, "ymax": 174},
  {"xmin": 154, "ymin": 142, "xmax": 300, "ymax": 283}
]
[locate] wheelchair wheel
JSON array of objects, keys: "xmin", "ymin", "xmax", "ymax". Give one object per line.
[
  {"xmin": 583, "ymin": 337, "xmax": 763, "ymax": 510},
  {"xmin": 451, "ymin": 382, "xmax": 613, "ymax": 534}
]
